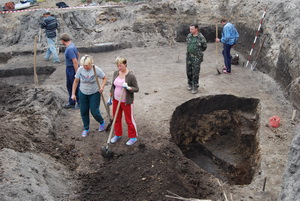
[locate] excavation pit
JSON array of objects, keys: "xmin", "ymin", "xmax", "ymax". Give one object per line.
[
  {"xmin": 170, "ymin": 94, "xmax": 260, "ymax": 185},
  {"xmin": 0, "ymin": 66, "xmax": 56, "ymax": 86}
]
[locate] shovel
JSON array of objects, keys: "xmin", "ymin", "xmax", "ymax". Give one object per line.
[
  {"xmin": 55, "ymin": 30, "xmax": 60, "ymax": 54},
  {"xmin": 216, "ymin": 24, "xmax": 221, "ymax": 75},
  {"xmin": 92, "ymin": 65, "xmax": 113, "ymax": 130},
  {"xmin": 101, "ymin": 88, "xmax": 125, "ymax": 159},
  {"xmin": 250, "ymin": 35, "xmax": 266, "ymax": 71}
]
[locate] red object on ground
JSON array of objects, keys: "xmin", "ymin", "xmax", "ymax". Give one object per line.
[{"xmin": 269, "ymin": 116, "xmax": 280, "ymax": 128}]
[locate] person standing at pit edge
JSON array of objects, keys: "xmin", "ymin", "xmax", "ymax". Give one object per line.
[
  {"xmin": 40, "ymin": 10, "xmax": 60, "ymax": 63},
  {"xmin": 109, "ymin": 57, "xmax": 139, "ymax": 146},
  {"xmin": 71, "ymin": 55, "xmax": 107, "ymax": 137},
  {"xmin": 186, "ymin": 24, "xmax": 207, "ymax": 94},
  {"xmin": 60, "ymin": 33, "xmax": 80, "ymax": 109},
  {"xmin": 215, "ymin": 19, "xmax": 239, "ymax": 74}
]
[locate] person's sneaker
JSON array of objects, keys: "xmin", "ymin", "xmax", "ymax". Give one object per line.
[
  {"xmin": 223, "ymin": 69, "xmax": 231, "ymax": 74},
  {"xmin": 81, "ymin": 130, "xmax": 89, "ymax": 137},
  {"xmin": 191, "ymin": 87, "xmax": 198, "ymax": 94},
  {"xmin": 187, "ymin": 85, "xmax": 192, "ymax": 91},
  {"xmin": 110, "ymin": 135, "xmax": 121, "ymax": 144},
  {"xmin": 74, "ymin": 104, "xmax": 80, "ymax": 110},
  {"xmin": 126, "ymin": 138, "xmax": 137, "ymax": 146},
  {"xmin": 223, "ymin": 66, "xmax": 227, "ymax": 70},
  {"xmin": 63, "ymin": 103, "xmax": 75, "ymax": 109},
  {"xmin": 98, "ymin": 121, "xmax": 105, "ymax": 132}
]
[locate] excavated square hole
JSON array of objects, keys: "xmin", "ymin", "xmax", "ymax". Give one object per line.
[
  {"xmin": 0, "ymin": 66, "xmax": 56, "ymax": 85},
  {"xmin": 170, "ymin": 94, "xmax": 260, "ymax": 185}
]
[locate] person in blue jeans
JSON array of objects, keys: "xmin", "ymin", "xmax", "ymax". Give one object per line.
[
  {"xmin": 40, "ymin": 10, "xmax": 60, "ymax": 63},
  {"xmin": 71, "ymin": 55, "xmax": 107, "ymax": 137},
  {"xmin": 60, "ymin": 33, "xmax": 80, "ymax": 109},
  {"xmin": 216, "ymin": 18, "xmax": 239, "ymax": 74}
]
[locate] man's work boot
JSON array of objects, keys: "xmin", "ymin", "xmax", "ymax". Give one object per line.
[{"xmin": 191, "ymin": 87, "xmax": 198, "ymax": 94}]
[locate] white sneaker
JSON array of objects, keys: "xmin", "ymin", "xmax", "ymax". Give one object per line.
[
  {"xmin": 110, "ymin": 136, "xmax": 121, "ymax": 144},
  {"xmin": 126, "ymin": 138, "xmax": 137, "ymax": 146}
]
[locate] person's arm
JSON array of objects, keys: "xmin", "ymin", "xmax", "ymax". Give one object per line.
[
  {"xmin": 200, "ymin": 36, "xmax": 207, "ymax": 52},
  {"xmin": 71, "ymin": 78, "xmax": 80, "ymax": 100},
  {"xmin": 234, "ymin": 27, "xmax": 239, "ymax": 44},
  {"xmin": 40, "ymin": 19, "xmax": 46, "ymax": 29},
  {"xmin": 125, "ymin": 74, "xmax": 139, "ymax": 93},
  {"xmin": 99, "ymin": 76, "xmax": 107, "ymax": 93},
  {"xmin": 221, "ymin": 25, "xmax": 230, "ymax": 43},
  {"xmin": 72, "ymin": 58, "xmax": 79, "ymax": 72}
]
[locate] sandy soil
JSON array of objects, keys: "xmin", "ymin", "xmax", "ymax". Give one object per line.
[{"xmin": 0, "ymin": 39, "xmax": 297, "ymax": 200}]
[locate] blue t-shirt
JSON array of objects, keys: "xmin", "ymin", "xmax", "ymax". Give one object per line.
[{"xmin": 64, "ymin": 43, "xmax": 78, "ymax": 67}]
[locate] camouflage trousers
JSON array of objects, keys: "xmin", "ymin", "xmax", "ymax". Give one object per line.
[{"xmin": 186, "ymin": 53, "xmax": 202, "ymax": 88}]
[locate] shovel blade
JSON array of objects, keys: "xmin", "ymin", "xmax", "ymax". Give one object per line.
[
  {"xmin": 250, "ymin": 61, "xmax": 257, "ymax": 71},
  {"xmin": 101, "ymin": 145, "xmax": 114, "ymax": 159},
  {"xmin": 105, "ymin": 120, "xmax": 113, "ymax": 132}
]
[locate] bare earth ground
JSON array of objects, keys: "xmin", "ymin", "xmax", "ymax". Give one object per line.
[{"xmin": 0, "ymin": 41, "xmax": 297, "ymax": 200}]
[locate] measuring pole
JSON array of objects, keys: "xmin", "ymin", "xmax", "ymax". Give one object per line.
[{"xmin": 245, "ymin": 7, "xmax": 267, "ymax": 68}]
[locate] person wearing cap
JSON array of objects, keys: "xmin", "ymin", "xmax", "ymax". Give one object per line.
[
  {"xmin": 60, "ymin": 33, "xmax": 80, "ymax": 109},
  {"xmin": 40, "ymin": 10, "xmax": 60, "ymax": 63}
]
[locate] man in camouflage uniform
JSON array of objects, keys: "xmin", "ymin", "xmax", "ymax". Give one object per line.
[{"xmin": 186, "ymin": 24, "xmax": 207, "ymax": 94}]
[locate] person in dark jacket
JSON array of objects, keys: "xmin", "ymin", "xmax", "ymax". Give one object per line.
[
  {"xmin": 40, "ymin": 10, "xmax": 60, "ymax": 63},
  {"xmin": 109, "ymin": 57, "xmax": 139, "ymax": 146}
]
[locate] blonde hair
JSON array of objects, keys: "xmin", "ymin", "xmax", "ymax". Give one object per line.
[
  {"xmin": 80, "ymin": 55, "xmax": 94, "ymax": 66},
  {"xmin": 115, "ymin": 57, "xmax": 127, "ymax": 65}
]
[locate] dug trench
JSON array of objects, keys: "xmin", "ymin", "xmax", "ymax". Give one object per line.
[
  {"xmin": 171, "ymin": 95, "xmax": 260, "ymax": 185},
  {"xmin": 0, "ymin": 80, "xmax": 260, "ymax": 199},
  {"xmin": 0, "ymin": 80, "xmax": 222, "ymax": 200}
]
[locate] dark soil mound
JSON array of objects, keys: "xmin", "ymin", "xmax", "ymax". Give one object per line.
[
  {"xmin": 0, "ymin": 82, "xmax": 77, "ymax": 170},
  {"xmin": 77, "ymin": 143, "xmax": 221, "ymax": 200}
]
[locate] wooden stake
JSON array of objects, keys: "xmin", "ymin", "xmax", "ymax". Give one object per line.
[
  {"xmin": 216, "ymin": 23, "xmax": 221, "ymax": 74},
  {"xmin": 216, "ymin": 23, "xmax": 218, "ymax": 56},
  {"xmin": 165, "ymin": 190, "xmax": 211, "ymax": 201},
  {"xmin": 262, "ymin": 177, "xmax": 267, "ymax": 191},
  {"xmin": 292, "ymin": 109, "xmax": 296, "ymax": 121},
  {"xmin": 33, "ymin": 35, "xmax": 39, "ymax": 86}
]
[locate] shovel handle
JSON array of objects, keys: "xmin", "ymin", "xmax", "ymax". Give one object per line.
[
  {"xmin": 92, "ymin": 65, "xmax": 111, "ymax": 118},
  {"xmin": 216, "ymin": 23, "xmax": 218, "ymax": 56},
  {"xmin": 34, "ymin": 36, "xmax": 39, "ymax": 86},
  {"xmin": 107, "ymin": 88, "xmax": 125, "ymax": 144}
]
